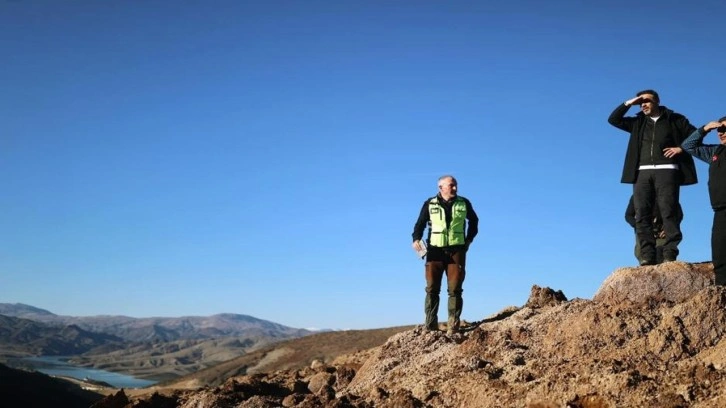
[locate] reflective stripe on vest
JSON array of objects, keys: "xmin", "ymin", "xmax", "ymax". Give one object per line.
[{"xmin": 428, "ymin": 197, "xmax": 467, "ymax": 247}]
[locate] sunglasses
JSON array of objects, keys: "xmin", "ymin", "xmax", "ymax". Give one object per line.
[{"xmin": 718, "ymin": 126, "xmax": 726, "ymax": 133}]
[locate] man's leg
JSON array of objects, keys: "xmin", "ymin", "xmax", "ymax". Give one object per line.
[
  {"xmin": 634, "ymin": 171, "xmax": 657, "ymax": 264},
  {"xmin": 633, "ymin": 231, "xmax": 641, "ymax": 263},
  {"xmin": 424, "ymin": 261, "xmax": 445, "ymax": 330},
  {"xmin": 655, "ymin": 170, "xmax": 682, "ymax": 261},
  {"xmin": 655, "ymin": 237, "xmax": 666, "ymax": 264},
  {"xmin": 445, "ymin": 250, "xmax": 466, "ymax": 334},
  {"xmin": 712, "ymin": 210, "xmax": 726, "ymax": 286}
]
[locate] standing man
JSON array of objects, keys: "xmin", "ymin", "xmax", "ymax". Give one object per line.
[
  {"xmin": 608, "ymin": 90, "xmax": 698, "ymax": 265},
  {"xmin": 681, "ymin": 117, "xmax": 726, "ymax": 285},
  {"xmin": 412, "ymin": 175, "xmax": 478, "ymax": 335}
]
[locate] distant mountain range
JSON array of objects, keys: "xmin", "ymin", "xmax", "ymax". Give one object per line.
[
  {"xmin": 0, "ymin": 303, "xmax": 311, "ymax": 343},
  {"xmin": 0, "ymin": 303, "xmax": 315, "ymax": 379},
  {"xmin": 0, "ymin": 314, "xmax": 124, "ymax": 356}
]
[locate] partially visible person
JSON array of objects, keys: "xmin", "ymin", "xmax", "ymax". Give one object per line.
[
  {"xmin": 625, "ymin": 195, "xmax": 683, "ymax": 264},
  {"xmin": 681, "ymin": 116, "xmax": 726, "ymax": 285},
  {"xmin": 608, "ymin": 89, "xmax": 698, "ymax": 265},
  {"xmin": 411, "ymin": 175, "xmax": 478, "ymax": 335}
]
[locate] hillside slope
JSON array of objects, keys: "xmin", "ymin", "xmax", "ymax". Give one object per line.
[
  {"xmin": 0, "ymin": 363, "xmax": 103, "ymax": 408},
  {"xmin": 157, "ymin": 325, "xmax": 414, "ymax": 389}
]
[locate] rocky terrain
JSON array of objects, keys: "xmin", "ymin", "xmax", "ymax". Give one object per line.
[{"xmin": 92, "ymin": 261, "xmax": 726, "ymax": 407}]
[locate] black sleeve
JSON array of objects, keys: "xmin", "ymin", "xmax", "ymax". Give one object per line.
[
  {"xmin": 674, "ymin": 114, "xmax": 697, "ymax": 143},
  {"xmin": 411, "ymin": 200, "xmax": 429, "ymax": 242},
  {"xmin": 465, "ymin": 198, "xmax": 479, "ymax": 242},
  {"xmin": 624, "ymin": 196, "xmax": 636, "ymax": 228},
  {"xmin": 608, "ymin": 103, "xmax": 634, "ymax": 132}
]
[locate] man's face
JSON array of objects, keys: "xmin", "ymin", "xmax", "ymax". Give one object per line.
[
  {"xmin": 639, "ymin": 93, "xmax": 659, "ymax": 116},
  {"xmin": 438, "ymin": 177, "xmax": 457, "ymax": 197},
  {"xmin": 718, "ymin": 126, "xmax": 726, "ymax": 145}
]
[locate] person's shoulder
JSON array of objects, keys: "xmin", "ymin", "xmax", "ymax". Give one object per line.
[{"xmin": 663, "ymin": 107, "xmax": 689, "ymax": 121}]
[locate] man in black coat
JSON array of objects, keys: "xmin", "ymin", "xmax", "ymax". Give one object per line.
[{"xmin": 608, "ymin": 90, "xmax": 697, "ymax": 265}]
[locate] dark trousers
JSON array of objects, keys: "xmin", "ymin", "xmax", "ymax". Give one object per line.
[
  {"xmin": 424, "ymin": 248, "xmax": 465, "ymax": 330},
  {"xmin": 633, "ymin": 232, "xmax": 666, "ymax": 264},
  {"xmin": 712, "ymin": 210, "xmax": 726, "ymax": 285},
  {"xmin": 633, "ymin": 169, "xmax": 681, "ymax": 261}
]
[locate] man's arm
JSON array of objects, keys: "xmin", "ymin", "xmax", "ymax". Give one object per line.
[
  {"xmin": 464, "ymin": 198, "xmax": 479, "ymax": 243},
  {"xmin": 607, "ymin": 97, "xmax": 640, "ymax": 132},
  {"xmin": 411, "ymin": 201, "xmax": 429, "ymax": 242},
  {"xmin": 663, "ymin": 114, "xmax": 697, "ymax": 158},
  {"xmin": 681, "ymin": 126, "xmax": 720, "ymax": 164}
]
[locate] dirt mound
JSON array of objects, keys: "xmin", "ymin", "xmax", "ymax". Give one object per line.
[{"xmin": 98, "ymin": 262, "xmax": 726, "ymax": 407}]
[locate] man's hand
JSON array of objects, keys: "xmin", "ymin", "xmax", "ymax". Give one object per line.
[
  {"xmin": 704, "ymin": 121, "xmax": 725, "ymax": 132},
  {"xmin": 412, "ymin": 240, "xmax": 425, "ymax": 252},
  {"xmin": 624, "ymin": 96, "xmax": 643, "ymax": 106},
  {"xmin": 663, "ymin": 147, "xmax": 682, "ymax": 158}
]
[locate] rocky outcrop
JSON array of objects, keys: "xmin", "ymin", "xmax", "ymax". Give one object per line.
[
  {"xmin": 593, "ymin": 261, "xmax": 713, "ymax": 305},
  {"xmin": 524, "ymin": 285, "xmax": 568, "ymax": 308},
  {"xmin": 97, "ymin": 262, "xmax": 726, "ymax": 408}
]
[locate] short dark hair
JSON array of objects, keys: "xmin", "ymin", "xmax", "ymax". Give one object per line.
[
  {"xmin": 637, "ymin": 89, "xmax": 660, "ymax": 103},
  {"xmin": 719, "ymin": 116, "xmax": 726, "ymax": 122}
]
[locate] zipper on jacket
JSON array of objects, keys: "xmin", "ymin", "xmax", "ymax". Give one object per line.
[{"xmin": 650, "ymin": 119, "xmax": 658, "ymax": 164}]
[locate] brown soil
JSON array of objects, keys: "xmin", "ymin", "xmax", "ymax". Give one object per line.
[{"xmin": 93, "ymin": 261, "xmax": 726, "ymax": 408}]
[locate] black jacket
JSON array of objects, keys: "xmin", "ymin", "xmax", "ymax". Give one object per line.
[
  {"xmin": 710, "ymin": 145, "xmax": 726, "ymax": 210},
  {"xmin": 608, "ymin": 103, "xmax": 698, "ymax": 185}
]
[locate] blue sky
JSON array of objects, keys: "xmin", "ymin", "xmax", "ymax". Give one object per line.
[{"xmin": 2, "ymin": 0, "xmax": 725, "ymax": 330}]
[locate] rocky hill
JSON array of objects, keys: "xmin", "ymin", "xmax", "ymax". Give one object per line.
[
  {"xmin": 93, "ymin": 261, "xmax": 726, "ymax": 407},
  {"xmin": 158, "ymin": 325, "xmax": 415, "ymax": 389}
]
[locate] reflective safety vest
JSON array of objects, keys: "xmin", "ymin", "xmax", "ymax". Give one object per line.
[{"xmin": 428, "ymin": 196, "xmax": 467, "ymax": 247}]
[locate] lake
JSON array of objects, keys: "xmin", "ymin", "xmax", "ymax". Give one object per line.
[{"xmin": 20, "ymin": 356, "xmax": 157, "ymax": 389}]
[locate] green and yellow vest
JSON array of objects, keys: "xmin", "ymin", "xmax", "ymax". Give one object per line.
[{"xmin": 428, "ymin": 196, "xmax": 467, "ymax": 247}]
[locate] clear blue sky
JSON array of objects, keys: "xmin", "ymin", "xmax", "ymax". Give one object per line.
[{"xmin": 2, "ymin": 0, "xmax": 725, "ymax": 330}]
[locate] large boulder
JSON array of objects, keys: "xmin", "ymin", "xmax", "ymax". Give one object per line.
[{"xmin": 593, "ymin": 261, "xmax": 713, "ymax": 305}]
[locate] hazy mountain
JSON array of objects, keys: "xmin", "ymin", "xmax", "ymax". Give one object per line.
[
  {"xmin": 0, "ymin": 303, "xmax": 311, "ymax": 343},
  {"xmin": 0, "ymin": 304, "xmax": 315, "ymax": 381},
  {"xmin": 0, "ymin": 303, "xmax": 56, "ymax": 319},
  {"xmin": 0, "ymin": 315, "xmax": 124, "ymax": 357}
]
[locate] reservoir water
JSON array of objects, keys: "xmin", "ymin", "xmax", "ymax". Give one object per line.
[{"xmin": 21, "ymin": 356, "xmax": 157, "ymax": 389}]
